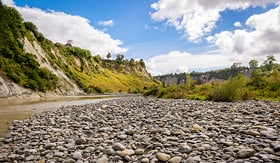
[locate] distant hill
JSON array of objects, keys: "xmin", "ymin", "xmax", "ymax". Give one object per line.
[
  {"xmin": 0, "ymin": 2, "xmax": 159, "ymax": 98},
  {"xmin": 155, "ymin": 67, "xmax": 254, "ymax": 85}
]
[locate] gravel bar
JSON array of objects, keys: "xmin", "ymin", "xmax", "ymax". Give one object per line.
[{"xmin": 0, "ymin": 97, "xmax": 279, "ymax": 162}]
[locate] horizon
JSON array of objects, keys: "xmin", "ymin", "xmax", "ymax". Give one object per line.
[{"xmin": 2, "ymin": 0, "xmax": 280, "ymax": 76}]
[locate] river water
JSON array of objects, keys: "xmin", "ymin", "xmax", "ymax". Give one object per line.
[{"xmin": 0, "ymin": 95, "xmax": 119, "ymax": 137}]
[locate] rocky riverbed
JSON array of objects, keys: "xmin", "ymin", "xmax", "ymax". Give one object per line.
[{"xmin": 0, "ymin": 97, "xmax": 279, "ymax": 162}]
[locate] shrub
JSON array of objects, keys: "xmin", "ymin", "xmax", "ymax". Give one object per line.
[
  {"xmin": 143, "ymin": 86, "xmax": 159, "ymax": 96},
  {"xmin": 212, "ymin": 75, "xmax": 252, "ymax": 102}
]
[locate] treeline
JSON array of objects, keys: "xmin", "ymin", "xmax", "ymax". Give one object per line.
[{"xmin": 144, "ymin": 55, "xmax": 280, "ymax": 101}]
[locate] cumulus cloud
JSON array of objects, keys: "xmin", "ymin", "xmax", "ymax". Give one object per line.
[
  {"xmin": 2, "ymin": 1, "xmax": 127, "ymax": 57},
  {"xmin": 151, "ymin": 0, "xmax": 280, "ymax": 42},
  {"xmin": 98, "ymin": 20, "xmax": 114, "ymax": 26},
  {"xmin": 209, "ymin": 6, "xmax": 280, "ymax": 60},
  {"xmin": 2, "ymin": 0, "xmax": 14, "ymax": 6},
  {"xmin": 148, "ymin": 0, "xmax": 280, "ymax": 75},
  {"xmin": 146, "ymin": 51, "xmax": 232, "ymax": 75},
  {"xmin": 234, "ymin": 21, "xmax": 242, "ymax": 27}
]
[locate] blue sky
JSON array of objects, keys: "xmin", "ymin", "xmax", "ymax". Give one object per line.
[{"xmin": 3, "ymin": 0, "xmax": 280, "ymax": 75}]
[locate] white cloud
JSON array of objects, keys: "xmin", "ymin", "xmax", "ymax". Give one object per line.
[
  {"xmin": 209, "ymin": 6, "xmax": 280, "ymax": 61},
  {"xmin": 151, "ymin": 0, "xmax": 280, "ymax": 42},
  {"xmin": 234, "ymin": 21, "xmax": 242, "ymax": 27},
  {"xmin": 3, "ymin": 1, "xmax": 127, "ymax": 57},
  {"xmin": 146, "ymin": 51, "xmax": 232, "ymax": 75},
  {"xmin": 98, "ymin": 20, "xmax": 114, "ymax": 26},
  {"xmin": 2, "ymin": 0, "xmax": 15, "ymax": 7},
  {"xmin": 148, "ymin": 1, "xmax": 280, "ymax": 75}
]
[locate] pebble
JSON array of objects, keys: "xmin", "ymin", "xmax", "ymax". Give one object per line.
[
  {"xmin": 53, "ymin": 151, "xmax": 64, "ymax": 157},
  {"xmin": 141, "ymin": 158, "xmax": 149, "ymax": 163},
  {"xmin": 96, "ymin": 156, "xmax": 108, "ymax": 163},
  {"xmin": 168, "ymin": 156, "xmax": 182, "ymax": 163},
  {"xmin": 135, "ymin": 148, "xmax": 145, "ymax": 155},
  {"xmin": 271, "ymin": 142, "xmax": 280, "ymax": 152},
  {"xmin": 72, "ymin": 151, "xmax": 82, "ymax": 160},
  {"xmin": 120, "ymin": 149, "xmax": 135, "ymax": 157},
  {"xmin": 156, "ymin": 152, "xmax": 171, "ymax": 161},
  {"xmin": 237, "ymin": 148, "xmax": 256, "ymax": 158},
  {"xmin": 246, "ymin": 129, "xmax": 260, "ymax": 137},
  {"xmin": 0, "ymin": 97, "xmax": 279, "ymax": 162},
  {"xmin": 178, "ymin": 145, "xmax": 192, "ymax": 154},
  {"xmin": 186, "ymin": 156, "xmax": 201, "ymax": 163},
  {"xmin": 191, "ymin": 124, "xmax": 203, "ymax": 132},
  {"xmin": 113, "ymin": 143, "xmax": 126, "ymax": 151}
]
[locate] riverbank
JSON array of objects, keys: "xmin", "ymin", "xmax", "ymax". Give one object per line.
[
  {"xmin": 0, "ymin": 97, "xmax": 279, "ymax": 162},
  {"xmin": 0, "ymin": 94, "xmax": 126, "ymax": 137}
]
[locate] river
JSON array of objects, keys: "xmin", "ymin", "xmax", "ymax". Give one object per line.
[{"xmin": 0, "ymin": 95, "xmax": 120, "ymax": 137}]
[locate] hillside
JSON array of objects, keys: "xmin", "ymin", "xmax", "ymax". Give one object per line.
[
  {"xmin": 155, "ymin": 67, "xmax": 254, "ymax": 85},
  {"xmin": 0, "ymin": 2, "xmax": 158, "ymax": 98},
  {"xmin": 148, "ymin": 60, "xmax": 280, "ymax": 101}
]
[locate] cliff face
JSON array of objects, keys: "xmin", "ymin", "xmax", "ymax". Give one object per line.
[
  {"xmin": 22, "ymin": 37, "xmax": 84, "ymax": 96},
  {"xmin": 155, "ymin": 67, "xmax": 254, "ymax": 85},
  {"xmin": 0, "ymin": 3, "xmax": 157, "ymax": 98}
]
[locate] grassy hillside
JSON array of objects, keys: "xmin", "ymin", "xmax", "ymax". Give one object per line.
[
  {"xmin": 145, "ymin": 59, "xmax": 280, "ymax": 101},
  {"xmin": 0, "ymin": 2, "xmax": 159, "ymax": 94}
]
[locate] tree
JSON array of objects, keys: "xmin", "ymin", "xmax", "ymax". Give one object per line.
[
  {"xmin": 129, "ymin": 58, "xmax": 135, "ymax": 67},
  {"xmin": 106, "ymin": 52, "xmax": 111, "ymax": 60},
  {"xmin": 116, "ymin": 54, "xmax": 124, "ymax": 64},
  {"xmin": 263, "ymin": 54, "xmax": 276, "ymax": 65},
  {"xmin": 139, "ymin": 59, "xmax": 146, "ymax": 68},
  {"xmin": 24, "ymin": 22, "xmax": 37, "ymax": 32},
  {"xmin": 231, "ymin": 62, "xmax": 242, "ymax": 69},
  {"xmin": 66, "ymin": 39, "xmax": 73, "ymax": 47},
  {"xmin": 249, "ymin": 59, "xmax": 258, "ymax": 68},
  {"xmin": 263, "ymin": 54, "xmax": 277, "ymax": 71}
]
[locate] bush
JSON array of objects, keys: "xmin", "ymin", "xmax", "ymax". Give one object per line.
[
  {"xmin": 143, "ymin": 86, "xmax": 159, "ymax": 96},
  {"xmin": 212, "ymin": 75, "xmax": 252, "ymax": 102}
]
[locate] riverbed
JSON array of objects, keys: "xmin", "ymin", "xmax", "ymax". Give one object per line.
[
  {"xmin": 0, "ymin": 97, "xmax": 279, "ymax": 162},
  {"xmin": 0, "ymin": 95, "xmax": 120, "ymax": 137}
]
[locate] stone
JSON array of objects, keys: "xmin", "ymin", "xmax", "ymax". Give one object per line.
[
  {"xmin": 3, "ymin": 138, "xmax": 12, "ymax": 143},
  {"xmin": 120, "ymin": 149, "xmax": 135, "ymax": 157},
  {"xmin": 113, "ymin": 142, "xmax": 126, "ymax": 151},
  {"xmin": 135, "ymin": 148, "xmax": 145, "ymax": 155},
  {"xmin": 237, "ymin": 148, "xmax": 256, "ymax": 158},
  {"xmin": 141, "ymin": 158, "xmax": 150, "ymax": 163},
  {"xmin": 103, "ymin": 148, "xmax": 115, "ymax": 155},
  {"xmin": 191, "ymin": 124, "xmax": 203, "ymax": 132},
  {"xmin": 72, "ymin": 151, "xmax": 82, "ymax": 160},
  {"xmin": 271, "ymin": 143, "xmax": 280, "ymax": 152},
  {"xmin": 45, "ymin": 143, "xmax": 56, "ymax": 149},
  {"xmin": 186, "ymin": 156, "xmax": 202, "ymax": 163},
  {"xmin": 118, "ymin": 134, "xmax": 127, "ymax": 139},
  {"xmin": 53, "ymin": 151, "xmax": 64, "ymax": 157},
  {"xmin": 178, "ymin": 145, "xmax": 192, "ymax": 154},
  {"xmin": 156, "ymin": 152, "xmax": 171, "ymax": 161},
  {"xmin": 223, "ymin": 146, "xmax": 235, "ymax": 153},
  {"xmin": 246, "ymin": 129, "xmax": 260, "ymax": 137},
  {"xmin": 168, "ymin": 156, "xmax": 182, "ymax": 163},
  {"xmin": 25, "ymin": 155, "xmax": 35, "ymax": 161},
  {"xmin": 97, "ymin": 156, "xmax": 109, "ymax": 163},
  {"xmin": 85, "ymin": 146, "xmax": 95, "ymax": 153}
]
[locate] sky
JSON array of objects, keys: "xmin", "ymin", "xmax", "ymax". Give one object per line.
[{"xmin": 2, "ymin": 0, "xmax": 280, "ymax": 75}]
